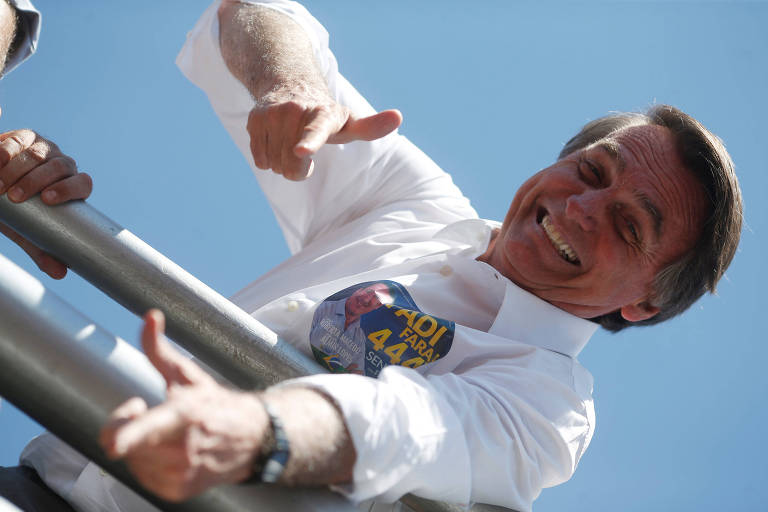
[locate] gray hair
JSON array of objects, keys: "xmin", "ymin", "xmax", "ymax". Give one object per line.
[{"xmin": 559, "ymin": 105, "xmax": 743, "ymax": 332}]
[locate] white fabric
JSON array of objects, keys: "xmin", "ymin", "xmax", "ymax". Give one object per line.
[
  {"xmin": 3, "ymin": 0, "xmax": 40, "ymax": 76},
  {"xmin": 22, "ymin": 1, "xmax": 599, "ymax": 511}
]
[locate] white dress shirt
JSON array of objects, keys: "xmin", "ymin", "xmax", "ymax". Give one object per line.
[{"xmin": 21, "ymin": 2, "xmax": 599, "ymax": 512}]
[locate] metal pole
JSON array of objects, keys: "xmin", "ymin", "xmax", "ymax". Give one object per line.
[
  {"xmin": 0, "ymin": 196, "xmax": 323, "ymax": 390},
  {"xmin": 0, "ymin": 198, "xmax": 512, "ymax": 512},
  {"xmin": 0, "ymin": 253, "xmax": 357, "ymax": 512}
]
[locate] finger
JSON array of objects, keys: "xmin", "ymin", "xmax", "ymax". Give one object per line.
[
  {"xmin": 142, "ymin": 310, "xmax": 213, "ymax": 386},
  {"xmin": 100, "ymin": 397, "xmax": 149, "ymax": 457},
  {"xmin": 329, "ymin": 109, "xmax": 403, "ymax": 144},
  {"xmin": 0, "ymin": 129, "xmax": 36, "ymax": 168},
  {"xmin": 0, "ymin": 152, "xmax": 44, "ymax": 198},
  {"xmin": 247, "ymin": 109, "xmax": 269, "ymax": 170},
  {"xmin": 281, "ymin": 116, "xmax": 313, "ymax": 180},
  {"xmin": 265, "ymin": 125, "xmax": 284, "ymax": 175},
  {"xmin": 0, "ymin": 140, "xmax": 53, "ymax": 196},
  {"xmin": 295, "ymin": 107, "xmax": 341, "ymax": 156},
  {"xmin": 8, "ymin": 155, "xmax": 77, "ymax": 203},
  {"xmin": 42, "ymin": 172, "xmax": 93, "ymax": 204},
  {"xmin": 108, "ymin": 402, "xmax": 185, "ymax": 457},
  {"xmin": 0, "ymin": 222, "xmax": 68, "ymax": 279},
  {"xmin": 36, "ymin": 253, "xmax": 68, "ymax": 280}
]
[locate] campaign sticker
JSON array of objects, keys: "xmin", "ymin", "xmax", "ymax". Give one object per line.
[{"xmin": 309, "ymin": 280, "xmax": 454, "ymax": 377}]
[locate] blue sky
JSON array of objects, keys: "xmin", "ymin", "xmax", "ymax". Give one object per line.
[{"xmin": 1, "ymin": 1, "xmax": 766, "ymax": 511}]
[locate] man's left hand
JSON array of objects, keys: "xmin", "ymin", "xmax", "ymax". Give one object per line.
[{"xmin": 100, "ymin": 310, "xmax": 268, "ymax": 502}]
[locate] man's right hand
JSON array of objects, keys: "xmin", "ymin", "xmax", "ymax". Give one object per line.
[
  {"xmin": 247, "ymin": 89, "xmax": 401, "ymax": 181},
  {"xmin": 217, "ymin": 1, "xmax": 401, "ymax": 182},
  {"xmin": 0, "ymin": 129, "xmax": 92, "ymax": 278}
]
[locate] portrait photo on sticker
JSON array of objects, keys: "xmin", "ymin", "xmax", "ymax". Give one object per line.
[{"xmin": 309, "ymin": 280, "xmax": 455, "ymax": 377}]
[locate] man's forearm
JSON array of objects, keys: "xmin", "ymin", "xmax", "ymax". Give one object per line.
[{"xmin": 217, "ymin": 1, "xmax": 329, "ymax": 100}]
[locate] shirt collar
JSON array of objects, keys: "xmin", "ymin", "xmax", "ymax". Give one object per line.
[
  {"xmin": 435, "ymin": 218, "xmax": 598, "ymax": 357},
  {"xmin": 489, "ymin": 280, "xmax": 598, "ymax": 358}
]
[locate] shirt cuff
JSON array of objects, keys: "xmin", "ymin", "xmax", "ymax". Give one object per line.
[{"xmin": 277, "ymin": 366, "xmax": 472, "ymax": 505}]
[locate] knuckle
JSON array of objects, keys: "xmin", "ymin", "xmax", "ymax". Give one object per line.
[
  {"xmin": 46, "ymin": 157, "xmax": 69, "ymax": 176},
  {"xmin": 17, "ymin": 129, "xmax": 36, "ymax": 143},
  {"xmin": 26, "ymin": 142, "xmax": 50, "ymax": 162},
  {"xmin": 60, "ymin": 155, "xmax": 78, "ymax": 173}
]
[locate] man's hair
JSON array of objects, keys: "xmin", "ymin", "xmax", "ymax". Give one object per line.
[
  {"xmin": 559, "ymin": 105, "xmax": 743, "ymax": 332},
  {"xmin": 0, "ymin": 0, "xmax": 18, "ymax": 73}
]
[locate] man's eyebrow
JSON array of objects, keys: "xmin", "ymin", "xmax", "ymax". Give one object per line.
[{"xmin": 593, "ymin": 139, "xmax": 625, "ymax": 172}]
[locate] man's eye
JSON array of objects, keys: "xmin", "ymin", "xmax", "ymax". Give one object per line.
[
  {"xmin": 626, "ymin": 219, "xmax": 639, "ymax": 242},
  {"xmin": 579, "ymin": 158, "xmax": 602, "ymax": 184}
]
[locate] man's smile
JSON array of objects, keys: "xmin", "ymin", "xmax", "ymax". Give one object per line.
[{"xmin": 538, "ymin": 211, "xmax": 581, "ymax": 265}]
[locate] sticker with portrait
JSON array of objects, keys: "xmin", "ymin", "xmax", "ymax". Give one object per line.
[{"xmin": 309, "ymin": 280, "xmax": 455, "ymax": 377}]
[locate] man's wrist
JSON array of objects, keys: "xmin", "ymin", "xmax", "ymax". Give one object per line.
[{"xmin": 251, "ymin": 398, "xmax": 290, "ymax": 483}]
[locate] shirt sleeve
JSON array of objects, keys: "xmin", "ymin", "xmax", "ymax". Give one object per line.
[
  {"xmin": 176, "ymin": 0, "xmax": 475, "ymax": 254},
  {"xmin": 3, "ymin": 0, "xmax": 41, "ymax": 76},
  {"xmin": 281, "ymin": 329, "xmax": 594, "ymax": 512}
]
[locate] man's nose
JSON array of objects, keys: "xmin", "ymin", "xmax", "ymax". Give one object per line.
[{"xmin": 565, "ymin": 191, "xmax": 606, "ymax": 232}]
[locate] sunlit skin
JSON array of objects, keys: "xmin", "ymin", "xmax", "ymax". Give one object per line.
[
  {"xmin": 478, "ymin": 124, "xmax": 708, "ymax": 322},
  {"xmin": 344, "ymin": 283, "xmax": 393, "ymax": 328}
]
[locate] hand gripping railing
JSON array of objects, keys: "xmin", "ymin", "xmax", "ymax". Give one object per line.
[{"xmin": 0, "ymin": 196, "xmax": 513, "ymax": 512}]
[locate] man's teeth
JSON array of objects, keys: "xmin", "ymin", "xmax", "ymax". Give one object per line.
[{"xmin": 541, "ymin": 215, "xmax": 579, "ymax": 264}]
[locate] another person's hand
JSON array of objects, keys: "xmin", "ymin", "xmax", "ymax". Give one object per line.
[
  {"xmin": 248, "ymin": 88, "xmax": 402, "ymax": 180},
  {"xmin": 100, "ymin": 310, "xmax": 268, "ymax": 502},
  {"xmin": 0, "ymin": 129, "xmax": 92, "ymax": 278}
]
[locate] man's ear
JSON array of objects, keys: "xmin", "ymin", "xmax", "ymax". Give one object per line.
[{"xmin": 620, "ymin": 301, "xmax": 660, "ymax": 323}]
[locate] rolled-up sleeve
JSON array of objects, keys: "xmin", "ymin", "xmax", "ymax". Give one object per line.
[{"xmin": 176, "ymin": 0, "xmax": 473, "ymax": 253}]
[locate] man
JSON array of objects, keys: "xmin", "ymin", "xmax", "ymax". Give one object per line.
[
  {"xmin": 310, "ymin": 282, "xmax": 395, "ymax": 374},
  {"xmin": 0, "ymin": 1, "xmax": 92, "ymax": 511},
  {"xmin": 0, "ymin": 0, "xmax": 92, "ymax": 279},
  {"xmin": 16, "ymin": 2, "xmax": 742, "ymax": 512}
]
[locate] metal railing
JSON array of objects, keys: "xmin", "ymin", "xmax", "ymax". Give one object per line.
[
  {"xmin": 0, "ymin": 252, "xmax": 357, "ymax": 512},
  {"xmin": 0, "ymin": 196, "xmax": 512, "ymax": 512}
]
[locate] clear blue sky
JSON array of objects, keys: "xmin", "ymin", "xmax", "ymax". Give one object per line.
[{"xmin": 1, "ymin": 1, "xmax": 766, "ymax": 511}]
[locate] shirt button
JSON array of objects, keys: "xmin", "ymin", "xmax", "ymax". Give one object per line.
[
  {"xmin": 439, "ymin": 265, "xmax": 453, "ymax": 277},
  {"xmin": 286, "ymin": 300, "xmax": 299, "ymax": 312},
  {"xmin": 99, "ymin": 468, "xmax": 107, "ymax": 477}
]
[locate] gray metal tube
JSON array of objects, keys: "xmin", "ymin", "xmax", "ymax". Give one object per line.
[
  {"xmin": 0, "ymin": 198, "xmax": 512, "ymax": 512},
  {"xmin": 0, "ymin": 253, "xmax": 357, "ymax": 512},
  {"xmin": 0, "ymin": 197, "xmax": 323, "ymax": 390}
]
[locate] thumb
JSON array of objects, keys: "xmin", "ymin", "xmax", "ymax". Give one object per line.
[
  {"xmin": 141, "ymin": 309, "xmax": 211, "ymax": 387},
  {"xmin": 330, "ymin": 109, "xmax": 403, "ymax": 144}
]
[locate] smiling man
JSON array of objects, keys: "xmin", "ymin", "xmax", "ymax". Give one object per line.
[{"xmin": 13, "ymin": 1, "xmax": 740, "ymax": 512}]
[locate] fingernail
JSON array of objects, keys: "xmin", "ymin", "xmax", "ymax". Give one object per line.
[
  {"xmin": 43, "ymin": 190, "xmax": 57, "ymax": 202},
  {"xmin": 8, "ymin": 187, "xmax": 23, "ymax": 201}
]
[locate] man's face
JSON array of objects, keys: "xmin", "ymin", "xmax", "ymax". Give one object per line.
[
  {"xmin": 346, "ymin": 283, "xmax": 392, "ymax": 319},
  {"xmin": 479, "ymin": 124, "xmax": 707, "ymax": 322}
]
